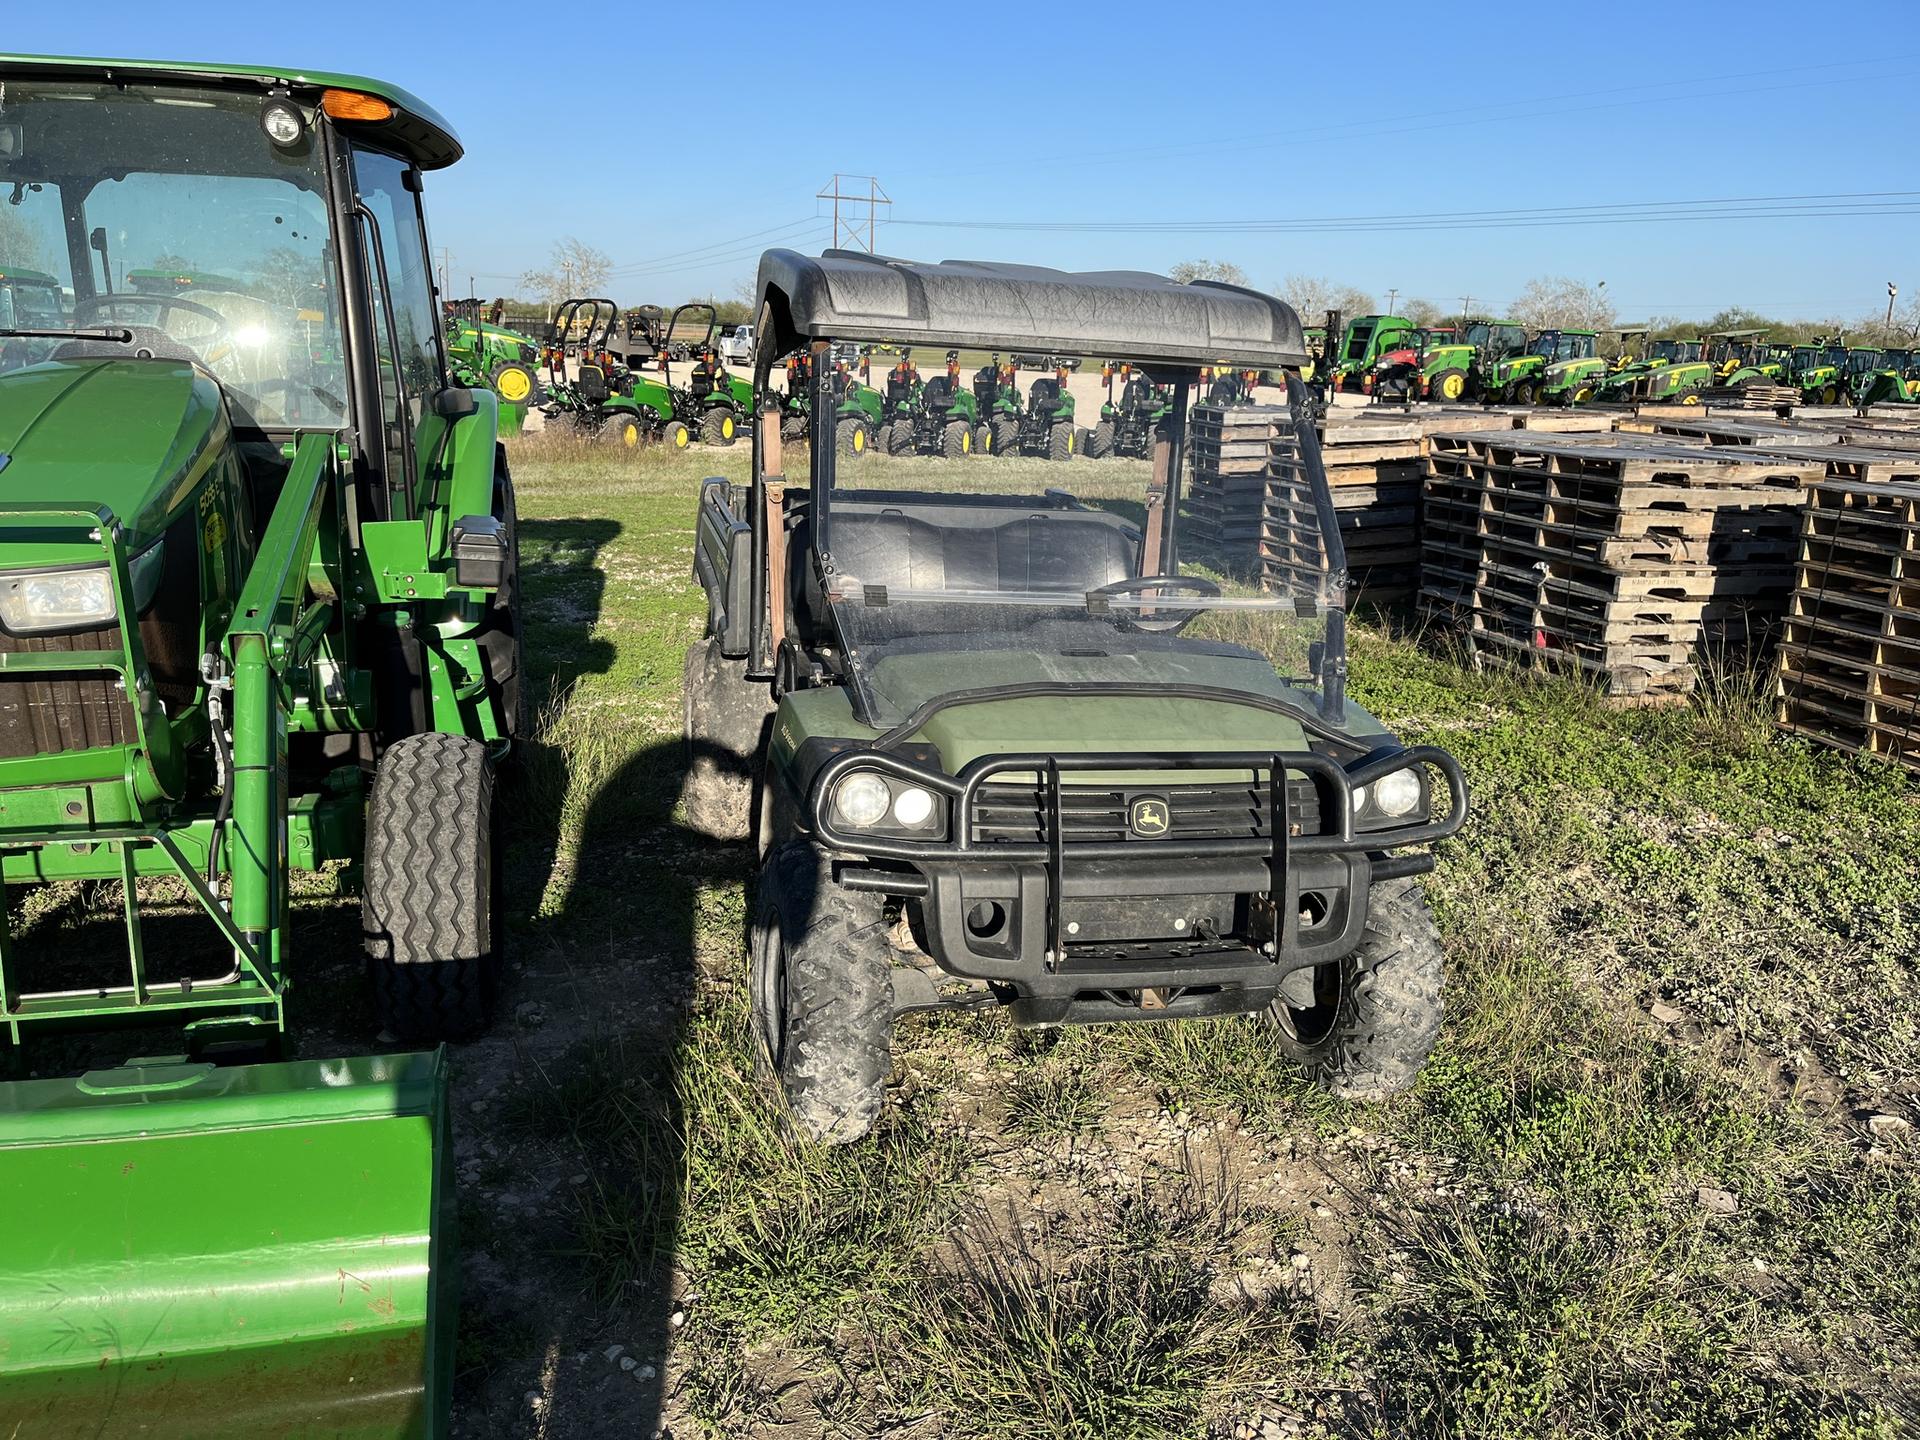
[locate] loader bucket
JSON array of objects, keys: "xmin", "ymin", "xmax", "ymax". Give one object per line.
[{"xmin": 0, "ymin": 1049, "xmax": 453, "ymax": 1439}]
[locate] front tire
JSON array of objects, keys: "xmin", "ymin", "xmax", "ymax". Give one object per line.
[
  {"xmin": 1512, "ymin": 380, "xmax": 1537, "ymax": 405},
  {"xmin": 1267, "ymin": 879, "xmax": 1443, "ymax": 1099},
  {"xmin": 750, "ymin": 842, "xmax": 893, "ymax": 1143},
  {"xmin": 681, "ymin": 638, "xmax": 774, "ymax": 841},
  {"xmin": 836, "ymin": 416, "xmax": 870, "ymax": 457},
  {"xmin": 1048, "ymin": 420, "xmax": 1073, "ymax": 462},
  {"xmin": 364, "ymin": 732, "xmax": 499, "ymax": 1042},
  {"xmin": 663, "ymin": 419, "xmax": 692, "ymax": 450},
  {"xmin": 1087, "ymin": 420, "xmax": 1115, "ymax": 458},
  {"xmin": 704, "ymin": 407, "xmax": 739, "ymax": 446},
  {"xmin": 942, "ymin": 419, "xmax": 973, "ymax": 459},
  {"xmin": 600, "ymin": 410, "xmax": 645, "ymax": 450},
  {"xmin": 991, "ymin": 416, "xmax": 1018, "ymax": 455}
]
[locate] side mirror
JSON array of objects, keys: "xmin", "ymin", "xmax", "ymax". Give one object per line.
[
  {"xmin": 434, "ymin": 387, "xmax": 479, "ymax": 419},
  {"xmin": 89, "ymin": 226, "xmax": 108, "ymax": 255}
]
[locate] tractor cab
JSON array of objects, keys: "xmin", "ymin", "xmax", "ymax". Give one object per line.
[{"xmin": 0, "ymin": 52, "xmax": 526, "ymax": 1433}]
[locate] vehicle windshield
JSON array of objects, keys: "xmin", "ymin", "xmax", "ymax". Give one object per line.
[
  {"xmin": 1847, "ymin": 350, "xmax": 1884, "ymax": 372},
  {"xmin": 1465, "ymin": 322, "xmax": 1525, "ymax": 357},
  {"xmin": 0, "ymin": 78, "xmax": 347, "ymax": 425},
  {"xmin": 793, "ymin": 348, "xmax": 1339, "ymax": 730},
  {"xmin": 0, "ymin": 269, "xmax": 64, "ymax": 330}
]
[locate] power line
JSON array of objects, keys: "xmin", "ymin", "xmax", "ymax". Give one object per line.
[{"xmin": 605, "ymin": 217, "xmax": 822, "ymax": 276}]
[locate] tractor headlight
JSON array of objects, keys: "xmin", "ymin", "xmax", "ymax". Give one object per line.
[
  {"xmin": 1372, "ymin": 768, "xmax": 1424, "ymax": 818},
  {"xmin": 0, "ymin": 542, "xmax": 164, "ymax": 636},
  {"xmin": 891, "ymin": 785, "xmax": 936, "ymax": 828},
  {"xmin": 260, "ymin": 99, "xmax": 306, "ymax": 148},
  {"xmin": 833, "ymin": 772, "xmax": 893, "ymax": 829}
]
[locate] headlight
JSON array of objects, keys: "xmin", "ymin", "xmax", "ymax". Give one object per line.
[
  {"xmin": 833, "ymin": 773, "xmax": 892, "ymax": 829},
  {"xmin": 892, "ymin": 785, "xmax": 935, "ymax": 827},
  {"xmin": 1372, "ymin": 768, "xmax": 1423, "ymax": 818},
  {"xmin": 0, "ymin": 542, "xmax": 164, "ymax": 636}
]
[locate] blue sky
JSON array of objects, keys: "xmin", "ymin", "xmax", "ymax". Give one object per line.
[{"xmin": 10, "ymin": 2, "xmax": 1917, "ymax": 322}]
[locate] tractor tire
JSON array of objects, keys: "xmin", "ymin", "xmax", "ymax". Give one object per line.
[
  {"xmin": 874, "ymin": 423, "xmax": 894, "ymax": 456},
  {"xmin": 836, "ymin": 417, "xmax": 871, "ymax": 457},
  {"xmin": 364, "ymin": 732, "xmax": 499, "ymax": 1043},
  {"xmin": 704, "ymin": 408, "xmax": 739, "ymax": 446},
  {"xmin": 750, "ymin": 840, "xmax": 893, "ymax": 1143},
  {"xmin": 780, "ymin": 413, "xmax": 808, "ymax": 442},
  {"xmin": 680, "ymin": 637, "xmax": 774, "ymax": 841},
  {"xmin": 887, "ymin": 422, "xmax": 914, "ymax": 456},
  {"xmin": 1074, "ymin": 425, "xmax": 1092, "ymax": 456},
  {"xmin": 1512, "ymin": 381, "xmax": 1538, "ymax": 406},
  {"xmin": 991, "ymin": 417, "xmax": 1019, "ymax": 456},
  {"xmin": 974, "ymin": 422, "xmax": 993, "ymax": 455},
  {"xmin": 601, "ymin": 411, "xmax": 646, "ymax": 451},
  {"xmin": 942, "ymin": 419, "xmax": 972, "ymax": 459},
  {"xmin": 1267, "ymin": 878, "xmax": 1444, "ymax": 1100},
  {"xmin": 1821, "ymin": 385, "xmax": 1838, "ymax": 405},
  {"xmin": 1430, "ymin": 369, "xmax": 1468, "ymax": 404},
  {"xmin": 1087, "ymin": 421, "xmax": 1115, "ymax": 458},
  {"xmin": 1048, "ymin": 420, "xmax": 1073, "ymax": 462},
  {"xmin": 663, "ymin": 419, "xmax": 692, "ymax": 451},
  {"xmin": 489, "ymin": 361, "xmax": 537, "ymax": 408}
]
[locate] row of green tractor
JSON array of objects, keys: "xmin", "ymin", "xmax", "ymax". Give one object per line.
[
  {"xmin": 1323, "ymin": 311, "xmax": 1920, "ymax": 408},
  {"xmin": 538, "ymin": 297, "xmax": 754, "ymax": 450}
]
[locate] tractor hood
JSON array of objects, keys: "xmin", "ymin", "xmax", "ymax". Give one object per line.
[{"xmin": 0, "ymin": 359, "xmax": 230, "ymax": 548}]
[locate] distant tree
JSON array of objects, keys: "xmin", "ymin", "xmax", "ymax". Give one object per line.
[
  {"xmin": 1278, "ymin": 274, "xmax": 1377, "ymax": 323},
  {"xmin": 519, "ymin": 238, "xmax": 613, "ymax": 309},
  {"xmin": 1402, "ymin": 297, "xmax": 1444, "ymax": 327},
  {"xmin": 1511, "ymin": 276, "xmax": 1616, "ymax": 332},
  {"xmin": 0, "ymin": 208, "xmax": 46, "ymax": 270},
  {"xmin": 149, "ymin": 252, "xmax": 196, "ymax": 273},
  {"xmin": 1169, "ymin": 259, "xmax": 1251, "ymax": 287}
]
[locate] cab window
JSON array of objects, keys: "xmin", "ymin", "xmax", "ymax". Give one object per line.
[{"xmin": 351, "ymin": 146, "xmax": 444, "ymax": 467}]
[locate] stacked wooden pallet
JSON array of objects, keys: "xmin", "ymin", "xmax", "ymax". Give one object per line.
[
  {"xmin": 1422, "ymin": 434, "xmax": 1823, "ymax": 699},
  {"xmin": 1615, "ymin": 415, "xmax": 1827, "ymax": 447},
  {"xmin": 1777, "ymin": 476, "xmax": 1920, "ymax": 773},
  {"xmin": 1184, "ymin": 404, "xmax": 1289, "ymax": 548},
  {"xmin": 1263, "ymin": 415, "xmax": 1426, "ymax": 600},
  {"xmin": 1698, "ymin": 383, "xmax": 1800, "ymax": 412}
]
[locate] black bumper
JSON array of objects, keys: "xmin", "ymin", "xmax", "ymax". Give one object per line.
[{"xmin": 813, "ymin": 746, "xmax": 1468, "ymax": 1026}]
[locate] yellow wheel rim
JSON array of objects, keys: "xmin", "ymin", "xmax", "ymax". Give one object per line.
[
  {"xmin": 1441, "ymin": 374, "xmax": 1464, "ymax": 400},
  {"xmin": 622, "ymin": 421, "xmax": 638, "ymax": 446},
  {"xmin": 981, "ymin": 431, "xmax": 991, "ymax": 453},
  {"xmin": 674, "ymin": 427, "xmax": 689, "ymax": 448},
  {"xmin": 496, "ymin": 369, "xmax": 532, "ymax": 403},
  {"xmin": 1682, "ymin": 393, "xmax": 1703, "ymax": 406},
  {"xmin": 1823, "ymin": 386, "xmax": 1837, "ymax": 404},
  {"xmin": 962, "ymin": 431, "xmax": 972, "ymax": 454},
  {"xmin": 1573, "ymin": 386, "xmax": 1592, "ymax": 403},
  {"xmin": 720, "ymin": 415, "xmax": 735, "ymax": 439},
  {"xmin": 852, "ymin": 426, "xmax": 866, "ymax": 453}
]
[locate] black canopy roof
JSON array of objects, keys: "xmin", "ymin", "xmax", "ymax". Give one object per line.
[{"xmin": 754, "ymin": 250, "xmax": 1310, "ymax": 369}]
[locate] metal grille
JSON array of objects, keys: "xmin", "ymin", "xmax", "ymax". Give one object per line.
[
  {"xmin": 0, "ymin": 625, "xmax": 134, "ymax": 759},
  {"xmin": 970, "ymin": 777, "xmax": 1322, "ymax": 846}
]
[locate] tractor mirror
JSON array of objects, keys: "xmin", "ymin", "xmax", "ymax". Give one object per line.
[
  {"xmin": 0, "ymin": 123, "xmax": 23, "ymax": 160},
  {"xmin": 434, "ymin": 386, "xmax": 479, "ymax": 419},
  {"xmin": 89, "ymin": 226, "xmax": 108, "ymax": 254}
]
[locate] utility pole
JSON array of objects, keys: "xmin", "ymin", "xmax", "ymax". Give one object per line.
[
  {"xmin": 1458, "ymin": 295, "xmax": 1474, "ymax": 323},
  {"xmin": 817, "ymin": 175, "xmax": 891, "ymax": 252},
  {"xmin": 1385, "ymin": 288, "xmax": 1399, "ymax": 316},
  {"xmin": 1887, "ymin": 281, "xmax": 1899, "ymax": 332},
  {"xmin": 436, "ymin": 247, "xmax": 452, "ymax": 297}
]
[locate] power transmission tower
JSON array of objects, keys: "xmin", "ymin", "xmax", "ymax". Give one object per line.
[{"xmin": 817, "ymin": 175, "xmax": 891, "ymax": 252}]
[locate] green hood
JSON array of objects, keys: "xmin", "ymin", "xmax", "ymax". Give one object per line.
[{"xmin": 0, "ymin": 359, "xmax": 230, "ymax": 548}]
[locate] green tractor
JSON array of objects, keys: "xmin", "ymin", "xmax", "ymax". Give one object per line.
[
  {"xmin": 876, "ymin": 351, "xmax": 983, "ymax": 458},
  {"xmin": 0, "ymin": 53, "xmax": 525, "ymax": 1433},
  {"xmin": 970, "ymin": 352, "xmax": 1024, "ymax": 454},
  {"xmin": 1326, "ymin": 313, "xmax": 1416, "ymax": 392},
  {"xmin": 1534, "ymin": 331, "xmax": 1611, "ymax": 405},
  {"xmin": 997, "ymin": 359, "xmax": 1081, "ymax": 460},
  {"xmin": 1086, "ymin": 359, "xmax": 1174, "ymax": 457},
  {"xmin": 1847, "ymin": 347, "xmax": 1920, "ymax": 406},
  {"xmin": 659, "ymin": 301, "xmax": 755, "ymax": 447},
  {"xmin": 1452, "ymin": 319, "xmax": 1529, "ymax": 401},
  {"xmin": 1594, "ymin": 338, "xmax": 1713, "ymax": 405},
  {"xmin": 686, "ymin": 250, "xmax": 1468, "ymax": 1144},
  {"xmin": 1481, "ymin": 328, "xmax": 1597, "ymax": 405},
  {"xmin": 443, "ymin": 296, "xmax": 542, "ymax": 434},
  {"xmin": 0, "ymin": 265, "xmax": 66, "ymax": 368},
  {"xmin": 778, "ymin": 347, "xmax": 885, "ymax": 454},
  {"xmin": 1785, "ymin": 339, "xmax": 1848, "ymax": 405}
]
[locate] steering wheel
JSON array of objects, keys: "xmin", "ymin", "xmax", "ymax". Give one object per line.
[
  {"xmin": 1087, "ymin": 574, "xmax": 1222, "ymax": 634},
  {"xmin": 73, "ymin": 293, "xmax": 238, "ymax": 370}
]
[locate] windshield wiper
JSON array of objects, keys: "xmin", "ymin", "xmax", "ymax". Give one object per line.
[{"xmin": 0, "ymin": 326, "xmax": 135, "ymax": 342}]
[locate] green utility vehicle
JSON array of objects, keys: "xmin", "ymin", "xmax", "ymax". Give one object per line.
[
  {"xmin": 0, "ymin": 53, "xmax": 524, "ymax": 1434},
  {"xmin": 444, "ymin": 296, "xmax": 541, "ymax": 433},
  {"xmin": 1326, "ymin": 313, "xmax": 1415, "ymax": 392},
  {"xmin": 878, "ymin": 351, "xmax": 982, "ymax": 458},
  {"xmin": 1087, "ymin": 359, "xmax": 1174, "ymax": 457},
  {"xmin": 1848, "ymin": 349, "xmax": 1920, "ymax": 405},
  {"xmin": 685, "ymin": 251, "xmax": 1468, "ymax": 1142}
]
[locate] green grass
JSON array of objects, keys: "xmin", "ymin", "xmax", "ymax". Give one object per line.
[{"xmin": 494, "ymin": 433, "xmax": 1920, "ymax": 1438}]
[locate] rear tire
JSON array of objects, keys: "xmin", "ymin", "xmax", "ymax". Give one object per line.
[
  {"xmin": 1268, "ymin": 879, "xmax": 1443, "ymax": 1099},
  {"xmin": 663, "ymin": 419, "xmax": 692, "ymax": 450},
  {"xmin": 750, "ymin": 841, "xmax": 893, "ymax": 1143},
  {"xmin": 1087, "ymin": 421, "xmax": 1115, "ymax": 458},
  {"xmin": 991, "ymin": 416, "xmax": 1018, "ymax": 455},
  {"xmin": 364, "ymin": 733, "xmax": 498, "ymax": 1042},
  {"xmin": 942, "ymin": 419, "xmax": 972, "ymax": 459},
  {"xmin": 1048, "ymin": 420, "xmax": 1073, "ymax": 462},
  {"xmin": 1512, "ymin": 381, "xmax": 1537, "ymax": 405},
  {"xmin": 600, "ymin": 410, "xmax": 645, "ymax": 451},
  {"xmin": 489, "ymin": 361, "xmax": 537, "ymax": 408},
  {"xmin": 836, "ymin": 416, "xmax": 870, "ymax": 457},
  {"xmin": 887, "ymin": 421, "xmax": 914, "ymax": 456},
  {"xmin": 680, "ymin": 638, "xmax": 774, "ymax": 841},
  {"xmin": 704, "ymin": 407, "xmax": 739, "ymax": 446}
]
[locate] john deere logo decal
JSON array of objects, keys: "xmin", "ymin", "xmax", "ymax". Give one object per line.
[{"xmin": 1129, "ymin": 797, "xmax": 1170, "ymax": 838}]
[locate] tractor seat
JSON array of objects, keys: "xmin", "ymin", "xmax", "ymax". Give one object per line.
[
  {"xmin": 576, "ymin": 366, "xmax": 610, "ymax": 404},
  {"xmin": 827, "ymin": 507, "xmax": 1137, "ymax": 597},
  {"xmin": 1028, "ymin": 377, "xmax": 1062, "ymax": 416},
  {"xmin": 1124, "ymin": 378, "xmax": 1153, "ymax": 411},
  {"xmin": 887, "ymin": 374, "xmax": 914, "ymax": 406},
  {"xmin": 691, "ymin": 362, "xmax": 716, "ymax": 400},
  {"xmin": 921, "ymin": 375, "xmax": 954, "ymax": 411}
]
